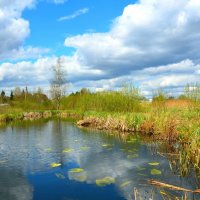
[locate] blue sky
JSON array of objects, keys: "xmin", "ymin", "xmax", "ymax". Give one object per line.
[
  {"xmin": 0, "ymin": 0, "xmax": 200, "ymax": 96},
  {"xmin": 23, "ymin": 0, "xmax": 135, "ymax": 56}
]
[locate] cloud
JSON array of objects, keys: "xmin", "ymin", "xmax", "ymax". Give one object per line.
[
  {"xmin": 69, "ymin": 59, "xmax": 200, "ymax": 97},
  {"xmin": 0, "ymin": 46, "xmax": 50, "ymax": 61},
  {"xmin": 0, "ymin": 0, "xmax": 33, "ymax": 56},
  {"xmin": 58, "ymin": 8, "xmax": 89, "ymax": 21},
  {"xmin": 64, "ymin": 0, "xmax": 200, "ymax": 78},
  {"xmin": 0, "ymin": 55, "xmax": 103, "ymax": 89},
  {"xmin": 1, "ymin": 55, "xmax": 199, "ymax": 97},
  {"xmin": 0, "ymin": 0, "xmax": 49, "ymax": 61}
]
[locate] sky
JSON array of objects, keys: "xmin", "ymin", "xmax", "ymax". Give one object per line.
[{"xmin": 0, "ymin": 0, "xmax": 200, "ymax": 97}]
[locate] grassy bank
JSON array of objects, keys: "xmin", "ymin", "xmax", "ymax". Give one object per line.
[{"xmin": 74, "ymin": 103, "xmax": 200, "ymax": 175}]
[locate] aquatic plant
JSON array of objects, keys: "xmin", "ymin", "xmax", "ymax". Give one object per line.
[
  {"xmin": 50, "ymin": 162, "xmax": 61, "ymax": 168},
  {"xmin": 95, "ymin": 176, "xmax": 115, "ymax": 187},
  {"xmin": 150, "ymin": 169, "xmax": 162, "ymax": 175}
]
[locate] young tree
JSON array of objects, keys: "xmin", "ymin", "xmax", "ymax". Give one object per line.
[{"xmin": 50, "ymin": 57, "xmax": 67, "ymax": 110}]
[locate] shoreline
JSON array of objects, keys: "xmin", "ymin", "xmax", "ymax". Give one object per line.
[{"xmin": 0, "ymin": 110, "xmax": 194, "ymax": 141}]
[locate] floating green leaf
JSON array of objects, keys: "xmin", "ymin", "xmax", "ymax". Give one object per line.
[
  {"xmin": 63, "ymin": 148, "xmax": 73, "ymax": 153},
  {"xmin": 151, "ymin": 169, "xmax": 162, "ymax": 175},
  {"xmin": 96, "ymin": 176, "xmax": 115, "ymax": 187},
  {"xmin": 50, "ymin": 162, "xmax": 61, "ymax": 168},
  {"xmin": 120, "ymin": 181, "xmax": 132, "ymax": 188},
  {"xmin": 149, "ymin": 162, "xmax": 160, "ymax": 166},
  {"xmin": 80, "ymin": 146, "xmax": 90, "ymax": 150},
  {"xmin": 69, "ymin": 168, "xmax": 84, "ymax": 173},
  {"xmin": 102, "ymin": 144, "xmax": 112, "ymax": 147},
  {"xmin": 55, "ymin": 173, "xmax": 65, "ymax": 179},
  {"xmin": 127, "ymin": 154, "xmax": 139, "ymax": 159}
]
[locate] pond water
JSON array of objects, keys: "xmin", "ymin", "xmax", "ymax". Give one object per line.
[{"xmin": 0, "ymin": 120, "xmax": 199, "ymax": 200}]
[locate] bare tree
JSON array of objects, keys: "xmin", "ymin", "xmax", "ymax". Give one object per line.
[{"xmin": 50, "ymin": 57, "xmax": 67, "ymax": 110}]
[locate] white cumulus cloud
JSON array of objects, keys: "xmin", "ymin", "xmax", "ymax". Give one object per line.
[
  {"xmin": 0, "ymin": 0, "xmax": 49, "ymax": 60},
  {"xmin": 65, "ymin": 0, "xmax": 200, "ymax": 78}
]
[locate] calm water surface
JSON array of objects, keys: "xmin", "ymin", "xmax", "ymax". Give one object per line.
[{"xmin": 0, "ymin": 120, "xmax": 199, "ymax": 200}]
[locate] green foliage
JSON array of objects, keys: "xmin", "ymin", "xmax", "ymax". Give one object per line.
[
  {"xmin": 0, "ymin": 86, "xmax": 52, "ymax": 113},
  {"xmin": 61, "ymin": 86, "xmax": 144, "ymax": 113}
]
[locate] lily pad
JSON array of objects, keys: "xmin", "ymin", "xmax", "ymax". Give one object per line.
[
  {"xmin": 50, "ymin": 162, "xmax": 61, "ymax": 168},
  {"xmin": 151, "ymin": 169, "xmax": 162, "ymax": 175},
  {"xmin": 80, "ymin": 146, "xmax": 90, "ymax": 150},
  {"xmin": 127, "ymin": 154, "xmax": 139, "ymax": 159},
  {"xmin": 149, "ymin": 162, "xmax": 160, "ymax": 166},
  {"xmin": 55, "ymin": 173, "xmax": 65, "ymax": 179},
  {"xmin": 96, "ymin": 176, "xmax": 115, "ymax": 187},
  {"xmin": 69, "ymin": 168, "xmax": 84, "ymax": 173},
  {"xmin": 63, "ymin": 148, "xmax": 73, "ymax": 153},
  {"xmin": 120, "ymin": 181, "xmax": 132, "ymax": 188},
  {"xmin": 102, "ymin": 144, "xmax": 112, "ymax": 147}
]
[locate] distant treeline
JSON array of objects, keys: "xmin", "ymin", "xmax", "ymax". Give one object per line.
[
  {"xmin": 0, "ymin": 83, "xmax": 199, "ymax": 112},
  {"xmin": 0, "ymin": 87, "xmax": 52, "ymax": 110}
]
